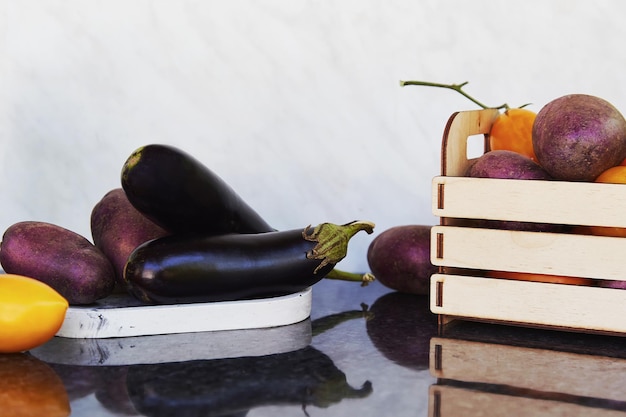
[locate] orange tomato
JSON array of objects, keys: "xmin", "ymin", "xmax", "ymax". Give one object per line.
[
  {"xmin": 595, "ymin": 165, "xmax": 626, "ymax": 183},
  {"xmin": 0, "ymin": 353, "xmax": 70, "ymax": 417},
  {"xmin": 0, "ymin": 274, "xmax": 68, "ymax": 353},
  {"xmin": 487, "ymin": 270, "xmax": 592, "ymax": 286},
  {"xmin": 489, "ymin": 108, "xmax": 538, "ymax": 162}
]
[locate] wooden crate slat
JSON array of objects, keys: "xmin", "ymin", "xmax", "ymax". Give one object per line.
[
  {"xmin": 431, "ymin": 225, "xmax": 626, "ymax": 280},
  {"xmin": 433, "ymin": 176, "xmax": 626, "ymax": 228},
  {"xmin": 429, "ymin": 337, "xmax": 626, "ymax": 401},
  {"xmin": 430, "ymin": 274, "xmax": 626, "ymax": 333}
]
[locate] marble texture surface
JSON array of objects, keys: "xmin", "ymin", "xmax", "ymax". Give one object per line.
[{"xmin": 2, "ymin": 0, "xmax": 626, "ymax": 272}]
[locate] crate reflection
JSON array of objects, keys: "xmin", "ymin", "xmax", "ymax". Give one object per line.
[{"xmin": 428, "ymin": 322, "xmax": 626, "ymax": 416}]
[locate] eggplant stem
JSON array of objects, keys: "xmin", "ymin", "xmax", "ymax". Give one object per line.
[
  {"xmin": 325, "ymin": 268, "xmax": 375, "ymax": 286},
  {"xmin": 303, "ymin": 220, "xmax": 375, "ymax": 275}
]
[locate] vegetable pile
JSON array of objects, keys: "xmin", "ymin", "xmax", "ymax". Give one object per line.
[
  {"xmin": 6, "ymin": 79, "xmax": 625, "ymax": 349},
  {"xmin": 0, "ymin": 144, "xmax": 375, "ymax": 351},
  {"xmin": 367, "ymin": 80, "xmax": 626, "ymax": 294}
]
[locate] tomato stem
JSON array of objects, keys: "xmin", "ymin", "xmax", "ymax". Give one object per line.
[{"xmin": 399, "ymin": 80, "xmax": 510, "ymax": 110}]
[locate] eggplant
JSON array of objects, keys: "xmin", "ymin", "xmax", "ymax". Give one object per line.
[
  {"xmin": 121, "ymin": 144, "xmax": 374, "ymax": 285},
  {"xmin": 124, "ymin": 221, "xmax": 374, "ymax": 304},
  {"xmin": 121, "ymin": 144, "xmax": 274, "ymax": 235}
]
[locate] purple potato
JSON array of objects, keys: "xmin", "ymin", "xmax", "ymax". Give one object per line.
[
  {"xmin": 465, "ymin": 150, "xmax": 552, "ymax": 180},
  {"xmin": 91, "ymin": 188, "xmax": 169, "ymax": 287},
  {"xmin": 366, "ymin": 225, "xmax": 436, "ymax": 295},
  {"xmin": 598, "ymin": 280, "xmax": 626, "ymax": 289},
  {"xmin": 468, "ymin": 218, "xmax": 568, "ymax": 233},
  {"xmin": 0, "ymin": 221, "xmax": 115, "ymax": 304},
  {"xmin": 532, "ymin": 94, "xmax": 626, "ymax": 182}
]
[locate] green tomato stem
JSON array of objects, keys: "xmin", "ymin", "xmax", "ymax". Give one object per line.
[{"xmin": 399, "ymin": 80, "xmax": 510, "ymax": 110}]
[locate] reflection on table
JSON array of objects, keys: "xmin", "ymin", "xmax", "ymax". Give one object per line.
[
  {"xmin": 429, "ymin": 320, "xmax": 626, "ymax": 416},
  {"xmin": 30, "ymin": 303, "xmax": 376, "ymax": 416}
]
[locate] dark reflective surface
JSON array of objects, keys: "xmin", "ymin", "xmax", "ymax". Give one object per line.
[
  {"xmin": 45, "ymin": 344, "xmax": 374, "ymax": 417},
  {"xmin": 23, "ymin": 280, "xmax": 429, "ymax": 417},
  {"xmin": 10, "ymin": 278, "xmax": 626, "ymax": 416}
]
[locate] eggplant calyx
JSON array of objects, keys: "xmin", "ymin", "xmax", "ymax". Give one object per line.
[{"xmin": 303, "ymin": 221, "xmax": 375, "ymax": 274}]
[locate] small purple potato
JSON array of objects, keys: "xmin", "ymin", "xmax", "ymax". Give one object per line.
[
  {"xmin": 532, "ymin": 94, "xmax": 626, "ymax": 182},
  {"xmin": 366, "ymin": 225, "xmax": 436, "ymax": 295},
  {"xmin": 466, "ymin": 150, "xmax": 552, "ymax": 180},
  {"xmin": 91, "ymin": 188, "xmax": 169, "ymax": 287},
  {"xmin": 0, "ymin": 221, "xmax": 115, "ymax": 305}
]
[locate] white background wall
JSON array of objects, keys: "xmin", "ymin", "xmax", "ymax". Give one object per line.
[{"xmin": 2, "ymin": 0, "xmax": 626, "ymax": 273}]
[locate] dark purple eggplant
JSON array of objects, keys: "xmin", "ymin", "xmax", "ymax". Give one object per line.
[
  {"xmin": 124, "ymin": 221, "xmax": 374, "ymax": 304},
  {"xmin": 120, "ymin": 144, "xmax": 374, "ymax": 285},
  {"xmin": 121, "ymin": 144, "xmax": 274, "ymax": 235}
]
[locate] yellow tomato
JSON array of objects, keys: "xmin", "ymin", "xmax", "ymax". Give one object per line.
[
  {"xmin": 0, "ymin": 353, "xmax": 70, "ymax": 417},
  {"xmin": 0, "ymin": 274, "xmax": 68, "ymax": 353}
]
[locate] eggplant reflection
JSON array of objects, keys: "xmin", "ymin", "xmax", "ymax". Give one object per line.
[
  {"xmin": 126, "ymin": 345, "xmax": 371, "ymax": 416},
  {"xmin": 41, "ymin": 307, "xmax": 373, "ymax": 417}
]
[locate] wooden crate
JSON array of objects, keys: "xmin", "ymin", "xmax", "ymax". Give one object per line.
[{"xmin": 430, "ymin": 109, "xmax": 626, "ymax": 335}]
